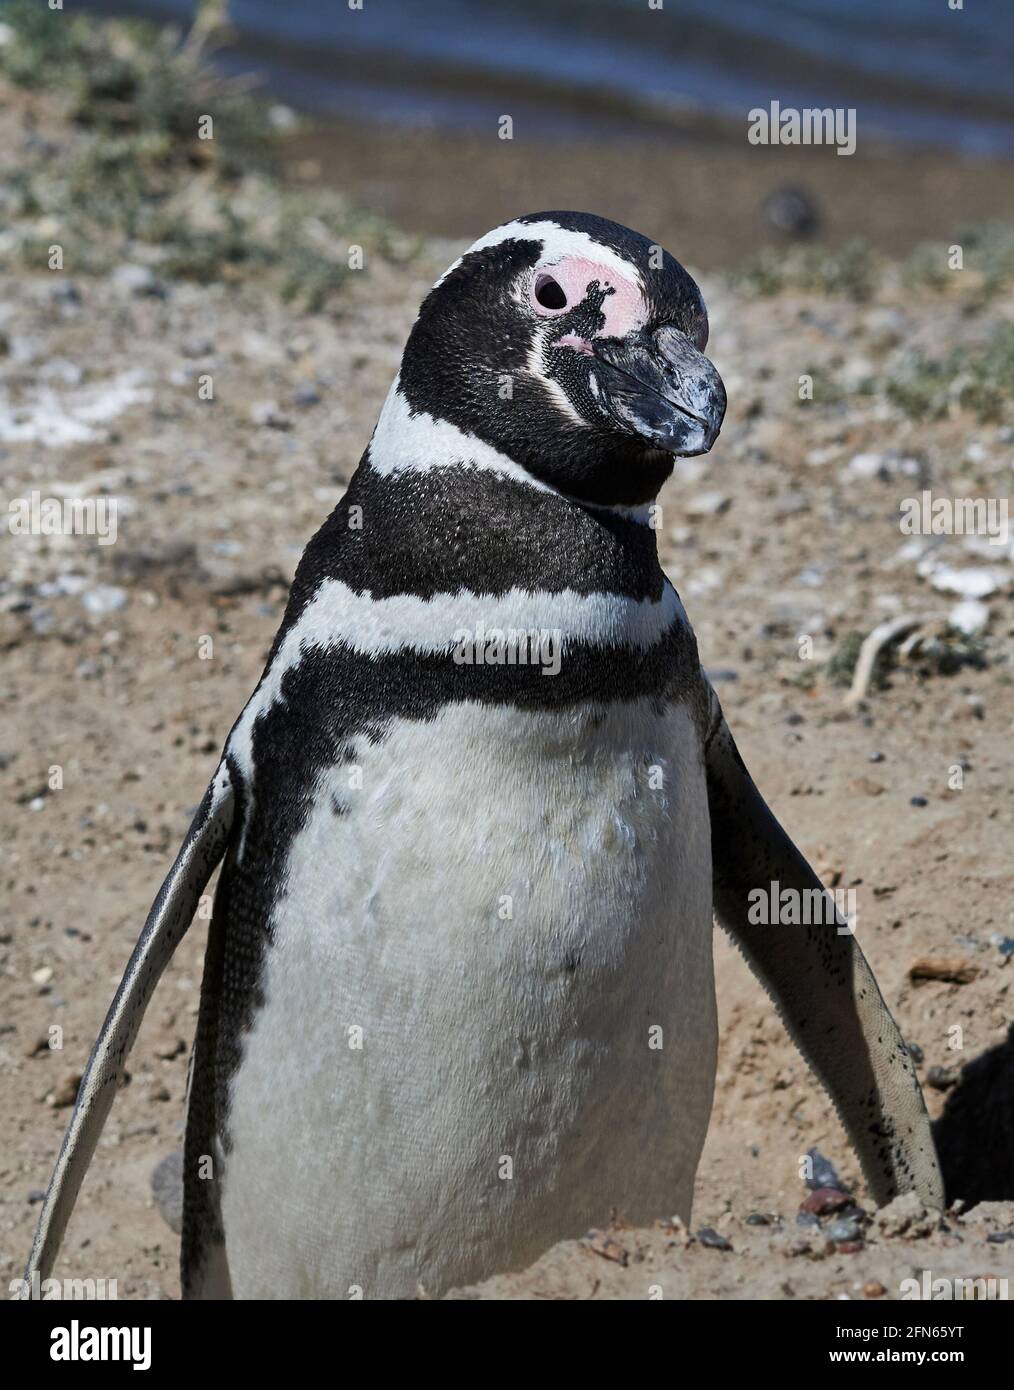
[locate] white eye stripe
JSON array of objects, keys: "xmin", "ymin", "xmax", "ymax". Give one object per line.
[{"xmin": 434, "ymin": 218, "xmax": 646, "ymax": 292}]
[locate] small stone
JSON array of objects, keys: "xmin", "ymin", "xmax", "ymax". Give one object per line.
[
  {"xmin": 31, "ymin": 965, "xmax": 53, "ymax": 986},
  {"xmin": 151, "ymin": 1150, "xmax": 184, "ymax": 1234},
  {"xmin": 293, "ymin": 384, "xmax": 321, "ymax": 407},
  {"xmin": 697, "ymin": 1227, "xmax": 733, "ymax": 1251},
  {"xmin": 775, "ymin": 490, "xmax": 808, "ymax": 517},
  {"xmin": 849, "ymin": 777, "xmax": 884, "ymax": 797},
  {"xmin": 961, "ymin": 695, "xmax": 985, "ymax": 721},
  {"xmin": 909, "ymin": 957, "xmax": 978, "ymax": 985},
  {"xmin": 796, "ymin": 566, "xmax": 826, "ymax": 588},
  {"xmin": 868, "ymin": 751, "xmax": 885, "ymax": 763},
  {"xmin": 110, "ymin": 264, "xmax": 163, "ymax": 298},
  {"xmin": 929, "ymin": 566, "xmax": 1005, "ymax": 599},
  {"xmin": 910, "ymin": 795, "xmax": 928, "ymax": 807},
  {"xmin": 863, "ymin": 306, "xmax": 907, "ymax": 349},
  {"xmin": 848, "ymin": 452, "xmax": 886, "ymax": 479},
  {"xmin": 27, "ymin": 1189, "xmax": 46, "ymax": 1205},
  {"xmin": 50, "ymin": 281, "xmax": 82, "ymax": 307},
  {"xmin": 908, "ymin": 1041, "xmax": 924, "ymax": 1064},
  {"xmin": 864, "ymin": 1280, "xmax": 887, "ymax": 1298},
  {"xmin": 250, "ymin": 401, "xmax": 292, "ymax": 431},
  {"xmin": 30, "ymin": 607, "xmax": 56, "ymax": 635},
  {"xmin": 685, "ymin": 492, "xmax": 731, "ymax": 518},
  {"xmin": 763, "ymin": 185, "xmax": 819, "ymax": 238},
  {"xmin": 268, "ymin": 103, "xmax": 299, "ymax": 132},
  {"xmin": 787, "ymin": 1233, "xmax": 825, "ymax": 1259},
  {"xmin": 584, "ymin": 1229, "xmax": 628, "ymax": 1265},
  {"xmin": 873, "ymin": 1192, "xmax": 940, "ymax": 1239},
  {"xmin": 654, "ymin": 1215, "xmax": 694, "ymax": 1248},
  {"xmin": 46, "ymin": 1072, "xmax": 82, "ymax": 1108},
  {"xmin": 745, "ymin": 1212, "xmax": 772, "ymax": 1226},
  {"xmin": 926, "ymin": 1065, "xmax": 957, "ymax": 1091},
  {"xmin": 802, "ymin": 1187, "xmax": 851, "ymax": 1216},
  {"xmin": 805, "ymin": 1148, "xmax": 847, "ymax": 1193},
  {"xmin": 949, "ymin": 599, "xmax": 990, "ymax": 636},
  {"xmin": 152, "ymin": 1034, "xmax": 185, "ymax": 1061},
  {"xmin": 82, "ymin": 585, "xmax": 128, "ymax": 616},
  {"xmin": 827, "ymin": 1216, "xmax": 862, "ymax": 1243}
]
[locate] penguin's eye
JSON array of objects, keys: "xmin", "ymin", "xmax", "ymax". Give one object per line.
[{"xmin": 534, "ymin": 274, "xmax": 568, "ymax": 311}]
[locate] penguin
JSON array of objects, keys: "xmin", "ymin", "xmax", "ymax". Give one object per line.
[{"xmin": 24, "ymin": 211, "xmax": 944, "ymax": 1301}]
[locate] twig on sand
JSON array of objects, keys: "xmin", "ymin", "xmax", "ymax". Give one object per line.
[{"xmin": 843, "ymin": 615, "xmax": 939, "ymax": 707}]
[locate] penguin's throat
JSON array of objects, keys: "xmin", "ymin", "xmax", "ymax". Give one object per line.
[
  {"xmin": 334, "ymin": 452, "xmax": 666, "ymax": 610},
  {"xmin": 370, "ymin": 377, "xmax": 672, "ymax": 512}
]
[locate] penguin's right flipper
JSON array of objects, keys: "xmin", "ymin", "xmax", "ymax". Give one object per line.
[
  {"xmin": 20, "ymin": 763, "xmax": 234, "ymax": 1296},
  {"xmin": 703, "ymin": 689, "xmax": 944, "ymax": 1209}
]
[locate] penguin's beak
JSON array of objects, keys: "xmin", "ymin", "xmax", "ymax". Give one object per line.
[{"xmin": 591, "ymin": 324, "xmax": 726, "ymax": 456}]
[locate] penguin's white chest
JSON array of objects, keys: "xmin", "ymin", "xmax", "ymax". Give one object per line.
[{"xmin": 220, "ymin": 698, "xmax": 716, "ymax": 1298}]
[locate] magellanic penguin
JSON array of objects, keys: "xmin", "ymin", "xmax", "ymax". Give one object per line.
[{"xmin": 24, "ymin": 212, "xmax": 944, "ymax": 1301}]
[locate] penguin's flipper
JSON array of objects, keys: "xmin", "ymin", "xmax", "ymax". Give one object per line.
[
  {"xmin": 21, "ymin": 764, "xmax": 235, "ymax": 1295},
  {"xmin": 703, "ymin": 690, "xmax": 944, "ymax": 1208}
]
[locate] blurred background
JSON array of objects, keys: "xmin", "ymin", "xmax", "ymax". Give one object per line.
[{"xmin": 74, "ymin": 0, "xmax": 1014, "ymax": 263}]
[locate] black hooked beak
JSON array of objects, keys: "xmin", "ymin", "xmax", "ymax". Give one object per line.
[{"xmin": 591, "ymin": 324, "xmax": 726, "ymax": 456}]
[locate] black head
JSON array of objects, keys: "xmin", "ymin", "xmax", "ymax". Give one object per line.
[{"xmin": 397, "ymin": 211, "xmax": 726, "ymax": 507}]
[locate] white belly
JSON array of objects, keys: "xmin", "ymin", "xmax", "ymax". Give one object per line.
[{"xmin": 220, "ymin": 698, "xmax": 716, "ymax": 1298}]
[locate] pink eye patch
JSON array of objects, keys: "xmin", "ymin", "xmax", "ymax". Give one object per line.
[{"xmin": 528, "ymin": 256, "xmax": 645, "ymax": 340}]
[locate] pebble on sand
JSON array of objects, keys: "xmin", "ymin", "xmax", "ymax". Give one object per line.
[
  {"xmin": 826, "ymin": 1216, "xmax": 862, "ymax": 1244},
  {"xmin": 801, "ymin": 1187, "xmax": 851, "ymax": 1216},
  {"xmin": 46, "ymin": 1072, "xmax": 82, "ymax": 1108},
  {"xmin": 82, "ymin": 585, "xmax": 128, "ymax": 616},
  {"xmin": 948, "ymin": 599, "xmax": 990, "ymax": 636},
  {"xmin": 928, "ymin": 566, "xmax": 1006, "ymax": 599},
  {"xmin": 909, "ymin": 957, "xmax": 978, "ymax": 985},
  {"xmin": 685, "ymin": 491, "xmax": 732, "ymax": 518},
  {"xmin": 697, "ymin": 1228, "xmax": 733, "ymax": 1251},
  {"xmin": 926, "ymin": 1065, "xmax": 958, "ymax": 1091}
]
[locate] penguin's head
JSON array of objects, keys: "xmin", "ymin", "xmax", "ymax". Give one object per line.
[{"xmin": 398, "ymin": 211, "xmax": 726, "ymax": 507}]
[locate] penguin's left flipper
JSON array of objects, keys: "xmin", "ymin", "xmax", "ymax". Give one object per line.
[
  {"xmin": 703, "ymin": 690, "xmax": 944, "ymax": 1209},
  {"xmin": 20, "ymin": 763, "xmax": 234, "ymax": 1297}
]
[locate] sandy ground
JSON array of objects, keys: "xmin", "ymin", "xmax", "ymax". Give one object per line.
[
  {"xmin": 293, "ymin": 116, "xmax": 1014, "ymax": 271},
  {"xmin": 2, "ymin": 98, "xmax": 1013, "ymax": 1303}
]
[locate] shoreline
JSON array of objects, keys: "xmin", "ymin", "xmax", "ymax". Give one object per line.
[{"xmin": 286, "ymin": 115, "xmax": 1014, "ymax": 272}]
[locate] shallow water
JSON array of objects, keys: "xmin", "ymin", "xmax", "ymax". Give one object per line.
[{"xmin": 84, "ymin": 0, "xmax": 1014, "ymax": 155}]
